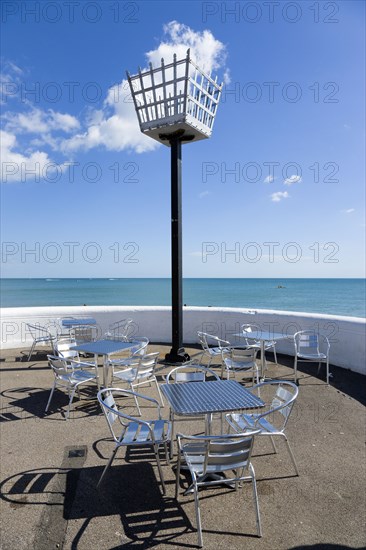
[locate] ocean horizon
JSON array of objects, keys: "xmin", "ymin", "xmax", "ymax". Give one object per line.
[{"xmin": 1, "ymin": 278, "xmax": 365, "ymax": 318}]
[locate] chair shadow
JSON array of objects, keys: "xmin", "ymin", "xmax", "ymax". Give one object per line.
[
  {"xmin": 274, "ymin": 355, "xmax": 366, "ymax": 407},
  {"xmin": 0, "ymin": 386, "xmax": 100, "ymax": 422},
  {"xmin": 0, "ymin": 462, "xmax": 194, "ymax": 548},
  {"xmin": 70, "ymin": 463, "xmax": 193, "ymax": 548}
]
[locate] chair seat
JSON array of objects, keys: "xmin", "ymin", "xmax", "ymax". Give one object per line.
[
  {"xmin": 113, "ymin": 368, "xmax": 137, "ymax": 382},
  {"xmin": 109, "ymin": 357, "xmax": 139, "ymax": 368},
  {"xmin": 59, "ymin": 370, "xmax": 97, "ymax": 385},
  {"xmin": 297, "ymin": 352, "xmax": 327, "ymax": 360},
  {"xmin": 118, "ymin": 419, "xmax": 171, "ymax": 446},
  {"xmin": 208, "ymin": 346, "xmax": 229, "ymax": 356},
  {"xmin": 229, "ymin": 412, "xmax": 279, "ymax": 435}
]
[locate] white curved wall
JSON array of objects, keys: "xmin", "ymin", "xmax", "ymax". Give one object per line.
[{"xmin": 1, "ymin": 305, "xmax": 365, "ymax": 375}]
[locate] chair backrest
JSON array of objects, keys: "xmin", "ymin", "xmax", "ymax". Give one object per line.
[
  {"xmin": 166, "ymin": 364, "xmax": 219, "ymax": 383},
  {"xmin": 98, "ymin": 388, "xmax": 158, "ymax": 442},
  {"xmin": 136, "ymin": 351, "xmax": 160, "ymax": 379},
  {"xmin": 73, "ymin": 325, "xmax": 97, "ymax": 343},
  {"xmin": 254, "ymin": 380, "xmax": 298, "ymax": 430},
  {"xmin": 229, "ymin": 347, "xmax": 257, "ymax": 363},
  {"xmin": 130, "ymin": 336, "xmax": 149, "ymax": 357},
  {"xmin": 108, "ymin": 319, "xmax": 133, "ymax": 339},
  {"xmin": 47, "ymin": 355, "xmax": 71, "ymax": 378},
  {"xmin": 294, "ymin": 330, "xmax": 320, "ymax": 355},
  {"xmin": 203, "ymin": 431, "xmax": 260, "ymax": 475},
  {"xmin": 55, "ymin": 338, "xmax": 78, "ymax": 360},
  {"xmin": 27, "ymin": 323, "xmax": 52, "ymax": 339},
  {"xmin": 197, "ymin": 332, "xmax": 229, "ymax": 350},
  {"xmin": 197, "ymin": 332, "xmax": 209, "ymax": 351},
  {"xmin": 97, "ymin": 388, "xmax": 121, "ymax": 441},
  {"xmin": 241, "ymin": 323, "xmax": 259, "ymax": 333}
]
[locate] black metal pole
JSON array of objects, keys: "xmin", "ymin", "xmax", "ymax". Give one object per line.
[{"xmin": 165, "ymin": 137, "xmax": 190, "ymax": 363}]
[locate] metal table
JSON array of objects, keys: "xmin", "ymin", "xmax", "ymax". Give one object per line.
[
  {"xmin": 234, "ymin": 331, "xmax": 288, "ymax": 380},
  {"xmin": 161, "ymin": 380, "xmax": 264, "ymax": 458},
  {"xmin": 162, "ymin": 379, "xmax": 264, "ymax": 487},
  {"xmin": 71, "ymin": 339, "xmax": 138, "ymax": 386}
]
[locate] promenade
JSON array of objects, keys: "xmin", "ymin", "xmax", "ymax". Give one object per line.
[{"xmin": 0, "ymin": 344, "xmax": 364, "ymax": 549}]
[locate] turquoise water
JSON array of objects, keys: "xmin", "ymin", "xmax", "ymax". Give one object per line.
[{"xmin": 1, "ymin": 278, "xmax": 365, "ymax": 318}]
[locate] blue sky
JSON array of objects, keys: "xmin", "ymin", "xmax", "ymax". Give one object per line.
[{"xmin": 1, "ymin": 0, "xmax": 365, "ymax": 278}]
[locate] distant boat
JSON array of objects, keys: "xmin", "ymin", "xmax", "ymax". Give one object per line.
[{"xmin": 277, "ymin": 285, "xmax": 286, "ymax": 288}]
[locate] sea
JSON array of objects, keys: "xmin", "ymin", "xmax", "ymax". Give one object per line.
[{"xmin": 1, "ymin": 278, "xmax": 365, "ymax": 318}]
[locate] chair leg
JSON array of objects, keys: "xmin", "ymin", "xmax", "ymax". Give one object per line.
[
  {"xmin": 170, "ymin": 412, "xmax": 175, "ymax": 460},
  {"xmin": 45, "ymin": 382, "xmax": 56, "ymax": 412},
  {"xmin": 130, "ymin": 384, "xmax": 142, "ymax": 416},
  {"xmin": 294, "ymin": 356, "xmax": 298, "ymax": 383},
  {"xmin": 154, "ymin": 378, "xmax": 164, "ymax": 407},
  {"xmin": 250, "ymin": 465, "xmax": 262, "ymax": 537},
  {"xmin": 164, "ymin": 441, "xmax": 170, "ymax": 465},
  {"xmin": 154, "ymin": 444, "xmax": 166, "ymax": 495},
  {"xmin": 66, "ymin": 387, "xmax": 77, "ymax": 420},
  {"xmin": 28, "ymin": 341, "xmax": 36, "ymax": 361},
  {"xmin": 326, "ymin": 358, "xmax": 329, "ymax": 385},
  {"xmin": 193, "ymin": 475, "xmax": 203, "ymax": 547},
  {"xmin": 175, "ymin": 449, "xmax": 181, "ymax": 499},
  {"xmin": 282, "ymin": 434, "xmax": 299, "ymax": 476},
  {"xmin": 269, "ymin": 435, "xmax": 277, "ymax": 454},
  {"xmin": 97, "ymin": 445, "xmax": 120, "ymax": 488},
  {"xmin": 273, "ymin": 345, "xmax": 278, "ymax": 365}
]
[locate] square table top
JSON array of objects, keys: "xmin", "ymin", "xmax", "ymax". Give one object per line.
[
  {"xmin": 62, "ymin": 318, "xmax": 97, "ymax": 327},
  {"xmin": 70, "ymin": 339, "xmax": 137, "ymax": 356},
  {"xmin": 233, "ymin": 331, "xmax": 288, "ymax": 342},
  {"xmin": 161, "ymin": 380, "xmax": 264, "ymax": 416}
]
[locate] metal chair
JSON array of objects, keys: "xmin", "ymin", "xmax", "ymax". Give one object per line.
[
  {"xmin": 166, "ymin": 363, "xmax": 220, "ymax": 455},
  {"xmin": 241, "ymin": 323, "xmax": 278, "ymax": 364},
  {"xmin": 45, "ymin": 355, "xmax": 100, "ymax": 419},
  {"xmin": 107, "ymin": 336, "xmax": 149, "ymax": 369},
  {"xmin": 55, "ymin": 337, "xmax": 79, "ymax": 361},
  {"xmin": 176, "ymin": 430, "xmax": 262, "ymax": 547},
  {"xmin": 166, "ymin": 363, "xmax": 219, "ymax": 384},
  {"xmin": 73, "ymin": 324, "xmax": 97, "ymax": 344},
  {"xmin": 111, "ymin": 351, "xmax": 164, "ymax": 415},
  {"xmin": 293, "ymin": 331, "xmax": 330, "ymax": 384},
  {"xmin": 97, "ymin": 388, "xmax": 171, "ymax": 494},
  {"xmin": 226, "ymin": 380, "xmax": 299, "ymax": 476},
  {"xmin": 222, "ymin": 347, "xmax": 259, "ymax": 384},
  {"xmin": 106, "ymin": 319, "xmax": 134, "ymax": 341},
  {"xmin": 57, "ymin": 316, "xmax": 77, "ymax": 338},
  {"xmin": 26, "ymin": 323, "xmax": 56, "ymax": 361},
  {"xmin": 197, "ymin": 332, "xmax": 231, "ymax": 368}
]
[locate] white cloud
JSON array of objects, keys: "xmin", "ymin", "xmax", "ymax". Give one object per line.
[
  {"xmin": 147, "ymin": 21, "xmax": 227, "ymax": 75},
  {"xmin": 0, "ymin": 60, "xmax": 24, "ymax": 104},
  {"xmin": 1, "ymin": 23, "xmax": 229, "ymax": 171},
  {"xmin": 264, "ymin": 175, "xmax": 274, "ymax": 183},
  {"xmin": 283, "ymin": 175, "xmax": 302, "ymax": 185},
  {"xmin": 4, "ymin": 108, "xmax": 80, "ymax": 134},
  {"xmin": 198, "ymin": 190, "xmax": 210, "ymax": 198},
  {"xmin": 342, "ymin": 208, "xmax": 355, "ymax": 214},
  {"xmin": 270, "ymin": 191, "xmax": 289, "ymax": 202},
  {"xmin": 61, "ymin": 21, "xmax": 228, "ymax": 154},
  {"xmin": 0, "ymin": 129, "xmax": 56, "ymax": 183}
]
